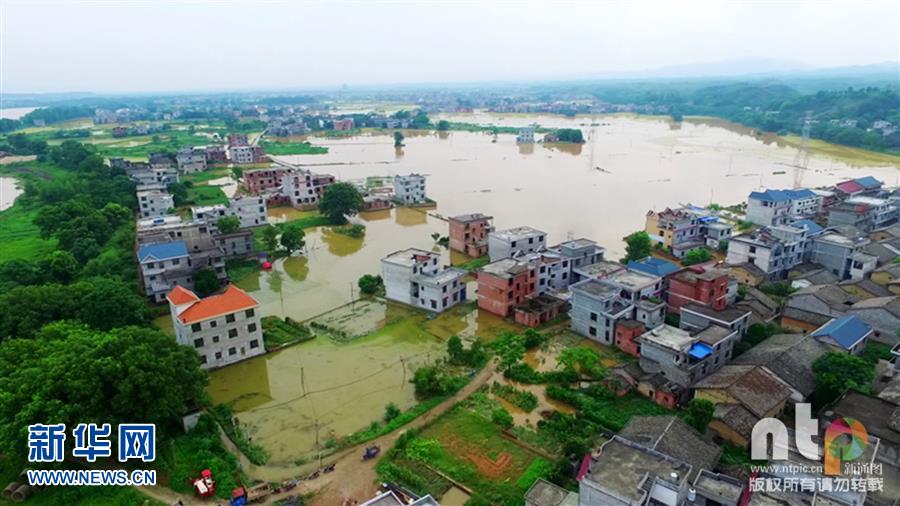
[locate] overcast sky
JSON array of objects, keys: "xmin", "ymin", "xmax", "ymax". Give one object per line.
[{"xmin": 1, "ymin": 0, "xmax": 898, "ymax": 94}]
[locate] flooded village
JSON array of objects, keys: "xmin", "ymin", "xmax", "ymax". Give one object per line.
[{"xmin": 3, "ymin": 104, "xmax": 900, "ymax": 506}]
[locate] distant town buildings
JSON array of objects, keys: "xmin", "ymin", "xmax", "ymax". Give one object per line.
[
  {"xmin": 167, "ymin": 284, "xmax": 265, "ymax": 369},
  {"xmin": 229, "ymin": 145, "xmax": 266, "ymax": 164},
  {"xmin": 332, "ymin": 118, "xmax": 355, "ymax": 131}
]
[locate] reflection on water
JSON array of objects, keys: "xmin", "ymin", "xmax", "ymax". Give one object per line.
[
  {"xmin": 517, "ymin": 143, "xmax": 535, "ymax": 156},
  {"xmin": 394, "ymin": 206, "xmax": 429, "ymax": 227},
  {"xmin": 319, "ymin": 228, "xmax": 365, "ymax": 257},
  {"xmin": 282, "ymin": 256, "xmax": 309, "ymax": 282},
  {"xmin": 359, "ymin": 209, "xmax": 391, "ymax": 222},
  {"xmin": 267, "ymin": 206, "xmax": 319, "ymax": 224},
  {"xmin": 543, "ymin": 142, "xmax": 583, "ymax": 156}
]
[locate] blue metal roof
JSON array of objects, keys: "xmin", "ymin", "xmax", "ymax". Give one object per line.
[
  {"xmin": 627, "ymin": 257, "xmax": 680, "ymax": 277},
  {"xmin": 138, "ymin": 241, "xmax": 188, "ymax": 262},
  {"xmin": 854, "ymin": 176, "xmax": 882, "ymax": 189},
  {"xmin": 784, "ymin": 189, "xmax": 816, "ymax": 199},
  {"xmin": 791, "ymin": 219, "xmax": 823, "ymax": 235},
  {"xmin": 812, "ymin": 315, "xmax": 872, "ymax": 350},
  {"xmin": 749, "ymin": 190, "xmax": 791, "ymax": 203},
  {"xmin": 689, "ymin": 342, "xmax": 714, "ymax": 360}
]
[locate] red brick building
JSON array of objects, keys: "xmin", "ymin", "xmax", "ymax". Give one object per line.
[
  {"xmin": 667, "ymin": 266, "xmax": 730, "ymax": 315},
  {"xmin": 227, "ymin": 133, "xmax": 249, "ymax": 146},
  {"xmin": 614, "ymin": 320, "xmax": 645, "ymax": 357},
  {"xmin": 332, "ymin": 118, "xmax": 355, "ymax": 131},
  {"xmin": 477, "ymin": 258, "xmax": 536, "ymax": 317},
  {"xmin": 448, "ymin": 213, "xmax": 494, "ymax": 258},
  {"xmin": 243, "ymin": 168, "xmax": 288, "ymax": 194},
  {"xmin": 513, "ymin": 295, "xmax": 567, "ymax": 327}
]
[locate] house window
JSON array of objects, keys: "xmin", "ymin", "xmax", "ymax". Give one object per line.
[
  {"xmin": 245, "ymin": 309, "xmax": 255, "ymax": 318},
  {"xmin": 430, "ymin": 300, "xmax": 437, "ymax": 309},
  {"xmin": 228, "ymin": 347, "xmax": 237, "ymax": 356},
  {"xmin": 226, "ymin": 314, "xmax": 236, "ymax": 323},
  {"xmin": 191, "ymin": 323, "xmax": 202, "ymax": 332},
  {"xmin": 589, "ymin": 327, "xmax": 597, "ymax": 336},
  {"xmin": 590, "ymin": 312, "xmax": 598, "ymax": 322},
  {"xmin": 210, "ymin": 320, "xmax": 217, "ymax": 328},
  {"xmin": 250, "ymin": 339, "xmax": 259, "ymax": 349},
  {"xmin": 228, "ymin": 329, "xmax": 238, "ymax": 338},
  {"xmin": 248, "ymin": 323, "xmax": 257, "ymax": 333},
  {"xmin": 215, "ymin": 352, "xmax": 222, "ymax": 360},
  {"xmin": 212, "ymin": 335, "xmax": 219, "ymax": 343},
  {"xmin": 193, "ymin": 338, "xmax": 204, "ymax": 348},
  {"xmin": 199, "ymin": 355, "xmax": 207, "ymax": 364}
]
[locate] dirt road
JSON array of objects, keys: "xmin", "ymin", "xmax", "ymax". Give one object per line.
[{"xmin": 137, "ymin": 363, "xmax": 496, "ymax": 506}]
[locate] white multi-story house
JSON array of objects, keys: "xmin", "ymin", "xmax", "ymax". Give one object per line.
[
  {"xmin": 193, "ymin": 196, "xmax": 267, "ymax": 229},
  {"xmin": 381, "ymin": 248, "xmax": 467, "ymax": 313},
  {"xmin": 167, "ymin": 284, "xmax": 265, "ymax": 369},
  {"xmin": 516, "ymin": 125, "xmax": 536, "ymax": 144},
  {"xmin": 726, "ymin": 225, "xmax": 809, "ymax": 281},
  {"xmin": 229, "ymin": 145, "xmax": 266, "ymax": 164},
  {"xmin": 175, "ymin": 147, "xmax": 208, "ymax": 173},
  {"xmin": 393, "ymin": 174, "xmax": 427, "ymax": 205},
  {"xmin": 487, "ymin": 226, "xmax": 547, "ymax": 262},
  {"xmin": 282, "ymin": 170, "xmax": 336, "ymax": 209},
  {"xmin": 138, "ymin": 241, "xmax": 192, "ymax": 302},
  {"xmin": 136, "ymin": 186, "xmax": 174, "ymax": 218},
  {"xmin": 746, "ymin": 190, "xmax": 800, "ymax": 226}
]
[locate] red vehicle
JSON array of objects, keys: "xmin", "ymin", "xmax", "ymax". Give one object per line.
[{"xmin": 192, "ymin": 469, "xmax": 215, "ymax": 498}]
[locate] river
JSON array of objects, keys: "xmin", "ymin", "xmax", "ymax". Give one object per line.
[
  {"xmin": 0, "ymin": 177, "xmax": 24, "ymax": 211},
  {"xmin": 0, "ymin": 107, "xmax": 39, "ymax": 120}
]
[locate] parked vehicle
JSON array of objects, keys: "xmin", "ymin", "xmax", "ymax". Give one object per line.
[
  {"xmin": 229, "ymin": 482, "xmax": 272, "ymax": 506},
  {"xmin": 362, "ymin": 445, "xmax": 381, "ymax": 460},
  {"xmin": 192, "ymin": 469, "xmax": 215, "ymax": 499}
]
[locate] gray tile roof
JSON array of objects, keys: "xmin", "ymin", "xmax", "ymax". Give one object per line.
[
  {"xmin": 619, "ymin": 415, "xmax": 721, "ymax": 480},
  {"xmin": 732, "ymin": 334, "xmax": 828, "ymax": 397}
]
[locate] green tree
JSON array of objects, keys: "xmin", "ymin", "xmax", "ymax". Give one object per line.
[
  {"xmin": 168, "ymin": 182, "xmax": 189, "ymax": 206},
  {"xmin": 411, "ymin": 365, "xmax": 462, "ymax": 398},
  {"xmin": 436, "ymin": 120, "xmax": 450, "ymax": 131},
  {"xmin": 622, "ymin": 231, "xmax": 652, "ymax": 263},
  {"xmin": 357, "ymin": 274, "xmax": 383, "ymax": 295},
  {"xmin": 447, "ymin": 335, "xmax": 465, "ymax": 364},
  {"xmin": 683, "ymin": 248, "xmax": 712, "ymax": 266},
  {"xmin": 0, "ymin": 322, "xmax": 207, "ymax": 456},
  {"xmin": 193, "ymin": 269, "xmax": 221, "ymax": 297},
  {"xmin": 491, "ymin": 407, "xmax": 514, "ymax": 429},
  {"xmin": 383, "ymin": 403, "xmax": 401, "ymax": 423},
  {"xmin": 813, "ymin": 352, "xmax": 875, "ymax": 406},
  {"xmin": 261, "ymin": 225, "xmax": 279, "ymax": 252},
  {"xmin": 279, "ymin": 223, "xmax": 306, "ymax": 254},
  {"xmin": 43, "ymin": 250, "xmax": 79, "ymax": 283},
  {"xmin": 684, "ymin": 398, "xmax": 715, "ymax": 433},
  {"xmin": 216, "ymin": 216, "xmax": 241, "ymax": 234},
  {"xmin": 393, "ymin": 131, "xmax": 405, "ymax": 147},
  {"xmin": 318, "ymin": 182, "xmax": 364, "ymax": 224}
]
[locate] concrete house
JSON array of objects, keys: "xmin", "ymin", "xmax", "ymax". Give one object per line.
[
  {"xmin": 516, "ymin": 125, "xmax": 536, "ymax": 144},
  {"xmin": 645, "ymin": 207, "xmax": 705, "ymax": 259},
  {"xmin": 243, "ymin": 168, "xmax": 289, "ymax": 194},
  {"xmin": 138, "ymin": 241, "xmax": 192, "ymax": 302},
  {"xmin": 619, "ymin": 416, "xmax": 722, "ymax": 481},
  {"xmin": 725, "ymin": 225, "xmax": 809, "ymax": 281},
  {"xmin": 637, "ymin": 324, "xmax": 737, "ymax": 388},
  {"xmin": 487, "ymin": 226, "xmax": 546, "ymax": 262},
  {"xmin": 175, "ymin": 147, "xmax": 207, "ymax": 173},
  {"xmin": 448, "ymin": 213, "xmax": 493, "ymax": 258},
  {"xmin": 229, "ymin": 145, "xmax": 266, "ymax": 164},
  {"xmin": 570, "ymin": 279, "xmax": 635, "ymax": 345},
  {"xmin": 282, "ymin": 170, "xmax": 336, "ymax": 209},
  {"xmin": 666, "ymin": 266, "xmax": 730, "ymax": 315},
  {"xmin": 579, "ymin": 436, "xmax": 693, "ymax": 506},
  {"xmin": 137, "ymin": 221, "xmax": 227, "ymax": 298},
  {"xmin": 193, "ymin": 196, "xmax": 268, "ymax": 229},
  {"xmin": 381, "ymin": 248, "xmax": 467, "ymax": 313},
  {"xmin": 809, "ymin": 315, "xmax": 872, "ymax": 354},
  {"xmin": 477, "ymin": 258, "xmax": 536, "ymax": 317},
  {"xmin": 215, "ymin": 230, "xmax": 254, "ymax": 258},
  {"xmin": 392, "ymin": 174, "xmax": 427, "ymax": 205},
  {"xmin": 136, "ymin": 186, "xmax": 174, "ymax": 219},
  {"xmin": 828, "ymin": 196, "xmax": 899, "ymax": 232},
  {"xmin": 746, "ymin": 188, "xmax": 821, "ymax": 226},
  {"xmin": 810, "ymin": 232, "xmax": 877, "ymax": 280},
  {"xmin": 679, "ymin": 303, "xmax": 751, "ymax": 338},
  {"xmin": 167, "ymin": 284, "xmax": 264, "ymax": 369}
]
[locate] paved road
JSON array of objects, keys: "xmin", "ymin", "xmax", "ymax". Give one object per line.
[{"xmin": 137, "ymin": 362, "xmax": 497, "ymax": 505}]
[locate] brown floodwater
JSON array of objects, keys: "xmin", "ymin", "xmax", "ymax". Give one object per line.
[{"xmin": 193, "ymin": 113, "xmax": 899, "ymax": 477}]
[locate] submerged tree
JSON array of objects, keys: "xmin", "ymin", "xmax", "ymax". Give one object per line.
[
  {"xmin": 318, "ymin": 182, "xmax": 364, "ymax": 224},
  {"xmin": 393, "ymin": 131, "xmax": 405, "ymax": 147}
]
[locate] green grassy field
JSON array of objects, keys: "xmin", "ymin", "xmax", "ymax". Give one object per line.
[
  {"xmin": 260, "ymin": 139, "xmax": 328, "ymax": 155},
  {"xmin": 185, "ymin": 185, "xmax": 229, "ymax": 206},
  {"xmin": 0, "ymin": 204, "xmax": 57, "ymax": 263}
]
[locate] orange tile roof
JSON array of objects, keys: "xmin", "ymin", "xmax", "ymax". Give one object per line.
[
  {"xmin": 167, "ymin": 285, "xmax": 200, "ymax": 305},
  {"xmin": 177, "ymin": 285, "xmax": 258, "ymax": 324}
]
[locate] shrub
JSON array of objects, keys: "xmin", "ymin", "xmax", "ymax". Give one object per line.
[{"xmin": 491, "ymin": 407, "xmax": 514, "ymax": 429}]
